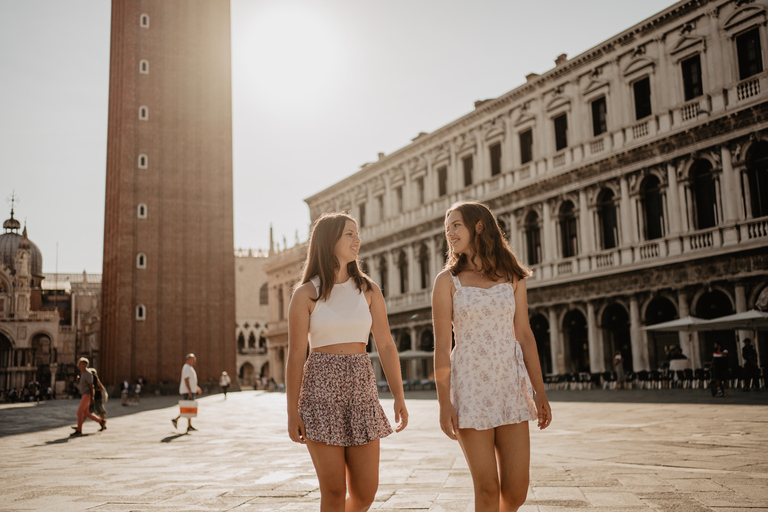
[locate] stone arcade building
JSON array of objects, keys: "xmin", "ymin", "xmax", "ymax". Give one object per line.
[{"xmin": 303, "ymin": 0, "xmax": 768, "ymax": 381}]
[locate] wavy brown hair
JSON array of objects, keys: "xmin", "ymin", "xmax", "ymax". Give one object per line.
[
  {"xmin": 444, "ymin": 201, "xmax": 531, "ymax": 281},
  {"xmin": 300, "ymin": 212, "xmax": 373, "ymax": 301}
]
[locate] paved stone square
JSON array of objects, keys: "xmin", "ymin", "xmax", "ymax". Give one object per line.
[{"xmin": 1, "ymin": 390, "xmax": 767, "ymax": 511}]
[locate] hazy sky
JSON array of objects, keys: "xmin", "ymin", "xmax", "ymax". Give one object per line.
[{"xmin": 0, "ymin": 0, "xmax": 675, "ymax": 273}]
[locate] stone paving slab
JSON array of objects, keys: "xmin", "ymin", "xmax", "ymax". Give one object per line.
[{"xmin": 1, "ymin": 390, "xmax": 767, "ymax": 511}]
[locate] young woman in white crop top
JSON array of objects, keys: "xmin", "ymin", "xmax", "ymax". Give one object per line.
[
  {"xmin": 432, "ymin": 201, "xmax": 551, "ymax": 512},
  {"xmin": 286, "ymin": 212, "xmax": 408, "ymax": 512}
]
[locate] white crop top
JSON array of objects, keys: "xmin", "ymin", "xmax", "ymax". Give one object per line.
[{"xmin": 308, "ymin": 276, "xmax": 372, "ymax": 349}]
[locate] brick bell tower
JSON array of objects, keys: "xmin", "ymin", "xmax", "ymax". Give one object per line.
[{"xmin": 101, "ymin": 1, "xmax": 236, "ymax": 387}]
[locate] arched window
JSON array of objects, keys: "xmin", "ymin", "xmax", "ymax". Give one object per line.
[
  {"xmin": 524, "ymin": 211, "xmax": 542, "ymax": 265},
  {"xmin": 558, "ymin": 201, "xmax": 578, "ymax": 258},
  {"xmin": 248, "ymin": 332, "xmax": 257, "ymax": 349},
  {"xmin": 136, "ymin": 253, "xmax": 147, "ymax": 269},
  {"xmin": 597, "ymin": 189, "xmax": 618, "ymax": 249},
  {"xmin": 418, "ymin": 245, "xmax": 429, "ymax": 289},
  {"xmin": 138, "ymin": 106, "xmax": 149, "ymax": 121},
  {"xmin": 137, "ymin": 203, "xmax": 147, "ymax": 219},
  {"xmin": 259, "ymin": 283, "xmax": 268, "ymax": 305},
  {"xmin": 379, "ymin": 256, "xmax": 388, "ymax": 298},
  {"xmin": 138, "ymin": 154, "xmax": 148, "ymax": 169},
  {"xmin": 135, "ymin": 304, "xmax": 146, "ymax": 321},
  {"xmin": 237, "ymin": 332, "xmax": 245, "ymax": 351},
  {"xmin": 277, "ymin": 287, "xmax": 284, "ymax": 320},
  {"xmin": 746, "ymin": 142, "xmax": 768, "ymax": 218},
  {"xmin": 690, "ymin": 159, "xmax": 718, "ymax": 230},
  {"xmin": 641, "ymin": 175, "xmax": 664, "ymax": 240},
  {"xmin": 139, "ymin": 14, "xmax": 149, "ymax": 28},
  {"xmin": 397, "ymin": 250, "xmax": 408, "ymax": 294},
  {"xmin": 139, "ymin": 59, "xmax": 149, "ymax": 74}
]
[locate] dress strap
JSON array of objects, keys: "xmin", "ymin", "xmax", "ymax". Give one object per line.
[
  {"xmin": 310, "ymin": 276, "xmax": 321, "ymax": 297},
  {"xmin": 450, "ymin": 274, "xmax": 462, "ymax": 290}
]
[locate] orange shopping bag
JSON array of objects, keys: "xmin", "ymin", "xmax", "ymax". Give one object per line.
[{"xmin": 178, "ymin": 399, "xmax": 198, "ymax": 418}]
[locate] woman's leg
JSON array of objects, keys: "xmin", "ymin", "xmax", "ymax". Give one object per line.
[
  {"xmin": 344, "ymin": 440, "xmax": 380, "ymax": 512},
  {"xmin": 307, "ymin": 439, "xmax": 348, "ymax": 512},
  {"xmin": 457, "ymin": 428, "xmax": 500, "ymax": 512},
  {"xmin": 495, "ymin": 422, "xmax": 531, "ymax": 512}
]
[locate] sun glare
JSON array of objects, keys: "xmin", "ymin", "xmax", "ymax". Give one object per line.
[{"xmin": 241, "ymin": 4, "xmax": 346, "ymax": 106}]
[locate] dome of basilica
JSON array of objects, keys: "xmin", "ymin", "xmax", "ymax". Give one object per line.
[{"xmin": 0, "ymin": 210, "xmax": 43, "ymax": 278}]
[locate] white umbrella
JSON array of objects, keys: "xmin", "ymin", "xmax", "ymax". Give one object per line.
[
  {"xmin": 642, "ymin": 316, "xmax": 712, "ymax": 332},
  {"xmin": 693, "ymin": 310, "xmax": 768, "ymax": 331}
]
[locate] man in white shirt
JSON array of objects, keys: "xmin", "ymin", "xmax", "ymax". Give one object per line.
[{"xmin": 172, "ymin": 354, "xmax": 201, "ymax": 433}]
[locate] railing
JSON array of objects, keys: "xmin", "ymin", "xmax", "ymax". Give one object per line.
[
  {"xmin": 519, "ymin": 165, "xmax": 531, "ymax": 180},
  {"xmin": 639, "ymin": 242, "xmax": 659, "ymax": 260},
  {"xmin": 590, "ymin": 138, "xmax": 604, "ymax": 154},
  {"xmin": 737, "ymin": 76, "xmax": 761, "ymax": 101},
  {"xmin": 553, "ymin": 153, "xmax": 566, "ymax": 168},
  {"xmin": 595, "ymin": 252, "xmax": 614, "ymax": 268},
  {"xmin": 632, "ymin": 120, "xmax": 649, "ymax": 139},
  {"xmin": 681, "ymin": 100, "xmax": 700, "ymax": 121},
  {"xmin": 557, "ymin": 261, "xmax": 573, "ymax": 275},
  {"xmin": 745, "ymin": 217, "xmax": 768, "ymax": 239},
  {"xmin": 689, "ymin": 231, "xmax": 713, "ymax": 250},
  {"xmin": 28, "ymin": 311, "xmax": 59, "ymax": 321},
  {"xmin": 385, "ymin": 289, "xmax": 430, "ymax": 312}
]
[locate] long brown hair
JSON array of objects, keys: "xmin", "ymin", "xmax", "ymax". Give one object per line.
[
  {"xmin": 300, "ymin": 212, "xmax": 373, "ymax": 301},
  {"xmin": 444, "ymin": 201, "xmax": 531, "ymax": 281}
]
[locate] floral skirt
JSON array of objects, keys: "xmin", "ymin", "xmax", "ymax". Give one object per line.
[{"xmin": 299, "ymin": 352, "xmax": 393, "ymax": 447}]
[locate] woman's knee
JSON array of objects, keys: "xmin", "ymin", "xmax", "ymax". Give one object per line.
[
  {"xmin": 320, "ymin": 484, "xmax": 346, "ymax": 506},
  {"xmin": 500, "ymin": 482, "xmax": 528, "ymax": 510},
  {"xmin": 474, "ymin": 478, "xmax": 500, "ymax": 503}
]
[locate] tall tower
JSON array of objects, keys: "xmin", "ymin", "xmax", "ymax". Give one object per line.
[{"xmin": 101, "ymin": 1, "xmax": 235, "ymax": 386}]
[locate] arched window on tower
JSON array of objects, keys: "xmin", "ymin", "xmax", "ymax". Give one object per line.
[
  {"xmin": 640, "ymin": 175, "xmax": 664, "ymax": 240},
  {"xmin": 138, "ymin": 106, "xmax": 149, "ymax": 121},
  {"xmin": 237, "ymin": 332, "xmax": 245, "ymax": 351},
  {"xmin": 596, "ymin": 189, "xmax": 618, "ymax": 250},
  {"xmin": 139, "ymin": 59, "xmax": 149, "ymax": 74},
  {"xmin": 248, "ymin": 332, "xmax": 257, "ymax": 349},
  {"xmin": 136, "ymin": 304, "xmax": 146, "ymax": 321},
  {"xmin": 137, "ymin": 203, "xmax": 147, "ymax": 219},
  {"xmin": 138, "ymin": 154, "xmax": 148, "ymax": 169},
  {"xmin": 418, "ymin": 244, "xmax": 429, "ymax": 289},
  {"xmin": 259, "ymin": 283, "xmax": 268, "ymax": 305},
  {"xmin": 524, "ymin": 211, "xmax": 542, "ymax": 265},
  {"xmin": 690, "ymin": 159, "xmax": 718, "ymax": 230},
  {"xmin": 277, "ymin": 287, "xmax": 284, "ymax": 321},
  {"xmin": 745, "ymin": 141, "xmax": 768, "ymax": 219},
  {"xmin": 397, "ymin": 250, "xmax": 408, "ymax": 294},
  {"xmin": 558, "ymin": 201, "xmax": 578, "ymax": 258},
  {"xmin": 139, "ymin": 14, "xmax": 149, "ymax": 28},
  {"xmin": 379, "ymin": 256, "xmax": 388, "ymax": 298},
  {"xmin": 136, "ymin": 253, "xmax": 147, "ymax": 269}
]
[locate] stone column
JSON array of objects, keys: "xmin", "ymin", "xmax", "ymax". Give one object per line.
[
  {"xmin": 548, "ymin": 307, "xmax": 563, "ymax": 375},
  {"xmin": 735, "ymin": 284, "xmax": 749, "ymax": 366},
  {"xmin": 426, "ymin": 237, "xmax": 437, "ymax": 287},
  {"xmin": 720, "ymin": 145, "xmax": 739, "ymax": 223},
  {"xmin": 677, "ymin": 290, "xmax": 696, "ymax": 368},
  {"xmin": 410, "ymin": 326, "xmax": 419, "ymax": 380},
  {"xmin": 629, "ymin": 296, "xmax": 648, "ymax": 371},
  {"xmin": 542, "ymin": 201, "xmax": 554, "ymax": 263},
  {"xmin": 406, "ymin": 244, "xmax": 418, "ymax": 294},
  {"xmin": 579, "ymin": 189, "xmax": 594, "ymax": 255},
  {"xmin": 505, "ymin": 115, "xmax": 516, "ymax": 173},
  {"xmin": 619, "ymin": 176, "xmax": 636, "ymax": 263},
  {"xmin": 387, "ymin": 250, "xmax": 398, "ymax": 298},
  {"xmin": 587, "ymin": 301, "xmax": 602, "ymax": 372},
  {"xmin": 449, "ymin": 140, "xmax": 459, "ymax": 193}
]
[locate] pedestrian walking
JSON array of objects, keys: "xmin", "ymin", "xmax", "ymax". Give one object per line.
[
  {"xmin": 613, "ymin": 350, "xmax": 626, "ymax": 390},
  {"xmin": 133, "ymin": 381, "xmax": 141, "ymax": 404},
  {"xmin": 219, "ymin": 371, "xmax": 231, "ymax": 399},
  {"xmin": 172, "ymin": 354, "xmax": 202, "ymax": 433},
  {"xmin": 742, "ymin": 338, "xmax": 759, "ymax": 391},
  {"xmin": 711, "ymin": 343, "xmax": 729, "ymax": 397},
  {"xmin": 432, "ymin": 201, "xmax": 551, "ymax": 512},
  {"xmin": 120, "ymin": 380, "xmax": 130, "ymax": 406},
  {"xmin": 89, "ymin": 368, "xmax": 108, "ymax": 431},
  {"xmin": 71, "ymin": 357, "xmax": 106, "ymax": 436},
  {"xmin": 286, "ymin": 212, "xmax": 408, "ymax": 512}
]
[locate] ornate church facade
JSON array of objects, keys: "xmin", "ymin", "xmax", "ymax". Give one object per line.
[{"xmin": 305, "ymin": 0, "xmax": 768, "ymax": 380}]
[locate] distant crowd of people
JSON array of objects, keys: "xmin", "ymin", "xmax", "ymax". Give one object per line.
[{"xmin": 0, "ymin": 381, "xmax": 52, "ymax": 404}]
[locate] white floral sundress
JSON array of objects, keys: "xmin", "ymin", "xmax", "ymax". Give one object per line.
[{"xmin": 450, "ymin": 274, "xmax": 537, "ymax": 430}]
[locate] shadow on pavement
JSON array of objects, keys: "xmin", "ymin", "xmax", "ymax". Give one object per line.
[{"xmin": 161, "ymin": 433, "xmax": 188, "ymax": 443}]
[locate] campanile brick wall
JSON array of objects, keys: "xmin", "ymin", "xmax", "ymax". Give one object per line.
[{"xmin": 101, "ymin": 1, "xmax": 235, "ymax": 387}]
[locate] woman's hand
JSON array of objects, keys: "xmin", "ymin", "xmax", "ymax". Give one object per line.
[
  {"xmin": 439, "ymin": 402, "xmax": 459, "ymax": 440},
  {"xmin": 394, "ymin": 398, "xmax": 409, "ymax": 432},
  {"xmin": 287, "ymin": 410, "xmax": 306, "ymax": 444},
  {"xmin": 535, "ymin": 392, "xmax": 552, "ymax": 430}
]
